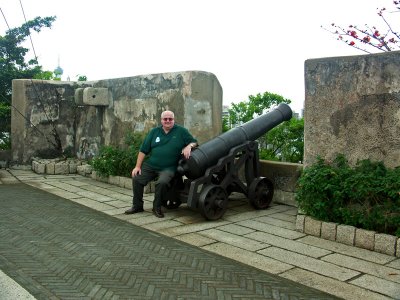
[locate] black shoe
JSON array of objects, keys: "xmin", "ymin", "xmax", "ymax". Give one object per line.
[
  {"xmin": 152, "ymin": 207, "xmax": 164, "ymax": 218},
  {"xmin": 124, "ymin": 207, "xmax": 144, "ymax": 215}
]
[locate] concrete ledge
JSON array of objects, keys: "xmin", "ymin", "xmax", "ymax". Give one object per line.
[
  {"xmin": 259, "ymin": 160, "xmax": 302, "ymax": 207},
  {"xmin": 296, "ymin": 214, "xmax": 399, "ymax": 257}
]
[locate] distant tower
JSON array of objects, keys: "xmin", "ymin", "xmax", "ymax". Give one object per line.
[{"xmin": 54, "ymin": 56, "xmax": 63, "ymax": 80}]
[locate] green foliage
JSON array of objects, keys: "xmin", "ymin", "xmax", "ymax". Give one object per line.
[
  {"xmin": 224, "ymin": 91, "xmax": 302, "ymax": 162},
  {"xmin": 89, "ymin": 132, "xmax": 144, "ymax": 178},
  {"xmin": 1, "ymin": 16, "xmax": 56, "ymax": 102},
  {"xmin": 222, "ymin": 116, "xmax": 230, "ymax": 132},
  {"xmin": 296, "ymin": 154, "xmax": 400, "ymax": 237},
  {"xmin": 77, "ymin": 75, "xmax": 87, "ymax": 81},
  {"xmin": 227, "ymin": 91, "xmax": 291, "ymax": 126},
  {"xmin": 0, "ymin": 16, "xmax": 56, "ymax": 149},
  {"xmin": 33, "ymin": 70, "xmax": 58, "ymax": 80},
  {"xmin": 259, "ymin": 117, "xmax": 304, "ymax": 163},
  {"xmin": 0, "ymin": 102, "xmax": 11, "ymax": 149}
]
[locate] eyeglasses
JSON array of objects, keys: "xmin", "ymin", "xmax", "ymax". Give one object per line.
[{"xmin": 162, "ymin": 118, "xmax": 174, "ymax": 121}]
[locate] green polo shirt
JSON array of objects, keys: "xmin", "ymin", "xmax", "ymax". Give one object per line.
[{"xmin": 140, "ymin": 124, "xmax": 197, "ymax": 172}]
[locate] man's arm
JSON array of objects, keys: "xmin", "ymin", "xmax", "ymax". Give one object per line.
[
  {"xmin": 132, "ymin": 152, "xmax": 146, "ymax": 176},
  {"xmin": 182, "ymin": 142, "xmax": 197, "ymax": 159}
]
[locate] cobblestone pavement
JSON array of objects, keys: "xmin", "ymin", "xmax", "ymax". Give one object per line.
[{"xmin": 1, "ymin": 169, "xmax": 399, "ymax": 299}]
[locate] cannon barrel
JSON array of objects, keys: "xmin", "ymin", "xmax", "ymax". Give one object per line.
[{"xmin": 177, "ymin": 103, "xmax": 293, "ymax": 179}]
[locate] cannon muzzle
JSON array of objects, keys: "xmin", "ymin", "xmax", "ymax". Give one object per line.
[{"xmin": 177, "ymin": 103, "xmax": 292, "ymax": 179}]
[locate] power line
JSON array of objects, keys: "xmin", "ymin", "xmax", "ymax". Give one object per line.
[
  {"xmin": 19, "ymin": 0, "xmax": 38, "ymax": 62},
  {"xmin": 0, "ymin": 7, "xmax": 11, "ymax": 30}
]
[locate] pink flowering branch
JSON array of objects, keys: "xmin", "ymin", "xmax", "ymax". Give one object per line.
[{"xmin": 322, "ymin": 1, "xmax": 399, "ymax": 53}]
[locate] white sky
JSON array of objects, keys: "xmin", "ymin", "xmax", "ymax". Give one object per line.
[{"xmin": 0, "ymin": 0, "xmax": 395, "ymax": 113}]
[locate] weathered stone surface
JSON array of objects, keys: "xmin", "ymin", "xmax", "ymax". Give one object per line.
[
  {"xmin": 321, "ymin": 222, "xmax": 337, "ymax": 241},
  {"xmin": 397, "ymin": 238, "xmax": 400, "ymax": 258},
  {"xmin": 54, "ymin": 163, "xmax": 68, "ymax": 175},
  {"xmin": 82, "ymin": 87, "xmax": 109, "ymax": 106},
  {"xmin": 336, "ymin": 225, "xmax": 355, "ymax": 246},
  {"xmin": 121, "ymin": 177, "xmax": 132, "ymax": 190},
  {"xmin": 12, "ymin": 71, "xmax": 222, "ymax": 164},
  {"xmin": 355, "ymin": 228, "xmax": 375, "ymax": 251},
  {"xmin": 374, "ymin": 233, "xmax": 397, "ymax": 256},
  {"xmin": 77, "ymin": 164, "xmax": 92, "ymax": 176},
  {"xmin": 108, "ymin": 175, "xmax": 120, "ymax": 186},
  {"xmin": 259, "ymin": 160, "xmax": 302, "ymax": 192},
  {"xmin": 32, "ymin": 161, "xmax": 45, "ymax": 174},
  {"xmin": 295, "ymin": 214, "xmax": 305, "ymax": 232},
  {"xmin": 68, "ymin": 162, "xmax": 79, "ymax": 174},
  {"xmin": 304, "ymin": 51, "xmax": 400, "ymax": 169},
  {"xmin": 45, "ymin": 163, "xmax": 55, "ymax": 175},
  {"xmin": 304, "ymin": 216, "xmax": 321, "ymax": 237}
]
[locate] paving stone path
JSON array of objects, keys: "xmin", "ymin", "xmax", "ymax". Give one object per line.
[{"xmin": 0, "ymin": 183, "xmax": 340, "ymax": 299}]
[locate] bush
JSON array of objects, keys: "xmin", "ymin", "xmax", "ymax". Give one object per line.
[
  {"xmin": 89, "ymin": 132, "xmax": 144, "ymax": 178},
  {"xmin": 296, "ymin": 154, "xmax": 400, "ymax": 237}
]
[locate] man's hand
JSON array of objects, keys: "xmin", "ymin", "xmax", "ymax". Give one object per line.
[
  {"xmin": 132, "ymin": 167, "xmax": 141, "ymax": 177},
  {"xmin": 182, "ymin": 143, "xmax": 196, "ymax": 159}
]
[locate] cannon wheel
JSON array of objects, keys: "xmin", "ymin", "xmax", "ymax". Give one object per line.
[
  {"xmin": 198, "ymin": 185, "xmax": 228, "ymax": 220},
  {"xmin": 248, "ymin": 177, "xmax": 274, "ymax": 210}
]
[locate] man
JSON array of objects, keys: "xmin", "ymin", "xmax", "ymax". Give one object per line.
[{"xmin": 124, "ymin": 110, "xmax": 197, "ymax": 218}]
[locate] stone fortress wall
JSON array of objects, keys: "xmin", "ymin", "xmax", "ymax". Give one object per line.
[
  {"xmin": 11, "ymin": 71, "xmax": 222, "ymax": 164},
  {"xmin": 304, "ymin": 50, "xmax": 400, "ymax": 168}
]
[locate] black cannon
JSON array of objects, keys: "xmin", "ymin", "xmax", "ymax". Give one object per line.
[{"xmin": 165, "ymin": 103, "xmax": 293, "ymax": 220}]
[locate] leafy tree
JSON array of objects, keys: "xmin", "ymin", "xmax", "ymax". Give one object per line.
[
  {"xmin": 323, "ymin": 1, "xmax": 399, "ymax": 53},
  {"xmin": 0, "ymin": 16, "xmax": 56, "ymax": 147},
  {"xmin": 223, "ymin": 92, "xmax": 303, "ymax": 163},
  {"xmin": 259, "ymin": 117, "xmax": 304, "ymax": 163},
  {"xmin": 225, "ymin": 91, "xmax": 291, "ymax": 127}
]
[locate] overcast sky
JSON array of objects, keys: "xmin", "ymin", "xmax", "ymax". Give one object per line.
[{"xmin": 0, "ymin": 0, "xmax": 395, "ymax": 113}]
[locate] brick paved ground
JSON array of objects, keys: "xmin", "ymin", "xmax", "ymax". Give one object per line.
[{"xmin": 0, "ymin": 183, "xmax": 339, "ymax": 299}]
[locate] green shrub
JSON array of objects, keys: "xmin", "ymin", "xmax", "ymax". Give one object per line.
[
  {"xmin": 296, "ymin": 154, "xmax": 400, "ymax": 237},
  {"xmin": 89, "ymin": 132, "xmax": 144, "ymax": 178}
]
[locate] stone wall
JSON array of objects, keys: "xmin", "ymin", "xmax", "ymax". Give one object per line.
[
  {"xmin": 304, "ymin": 51, "xmax": 400, "ymax": 168},
  {"xmin": 11, "ymin": 71, "xmax": 222, "ymax": 164}
]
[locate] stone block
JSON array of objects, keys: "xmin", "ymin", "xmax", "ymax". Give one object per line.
[
  {"xmin": 45, "ymin": 163, "xmax": 55, "ymax": 175},
  {"xmin": 54, "ymin": 163, "xmax": 68, "ymax": 174},
  {"xmin": 68, "ymin": 162, "xmax": 78, "ymax": 174},
  {"xmin": 74, "ymin": 88, "xmax": 84, "ymax": 105},
  {"xmin": 33, "ymin": 161, "xmax": 45, "ymax": 174},
  {"xmin": 321, "ymin": 222, "xmax": 337, "ymax": 241},
  {"xmin": 355, "ymin": 228, "xmax": 375, "ymax": 251},
  {"xmin": 32, "ymin": 161, "xmax": 38, "ymax": 172},
  {"xmin": 397, "ymin": 238, "xmax": 400, "ymax": 258},
  {"xmin": 304, "ymin": 216, "xmax": 321, "ymax": 237},
  {"xmin": 295, "ymin": 214, "xmax": 305, "ymax": 232},
  {"xmin": 108, "ymin": 175, "xmax": 120, "ymax": 186},
  {"xmin": 83, "ymin": 87, "xmax": 109, "ymax": 106},
  {"xmin": 122, "ymin": 177, "xmax": 132, "ymax": 189},
  {"xmin": 77, "ymin": 165, "xmax": 85, "ymax": 176},
  {"xmin": 374, "ymin": 233, "xmax": 397, "ymax": 256},
  {"xmin": 336, "ymin": 224, "xmax": 355, "ymax": 246}
]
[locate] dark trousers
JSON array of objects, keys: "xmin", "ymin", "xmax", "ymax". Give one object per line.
[{"xmin": 132, "ymin": 163, "xmax": 175, "ymax": 209}]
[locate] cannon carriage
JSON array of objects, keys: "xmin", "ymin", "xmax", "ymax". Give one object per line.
[{"xmin": 165, "ymin": 103, "xmax": 293, "ymax": 220}]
